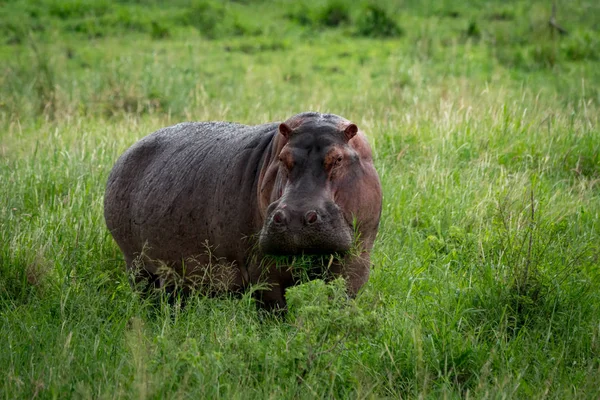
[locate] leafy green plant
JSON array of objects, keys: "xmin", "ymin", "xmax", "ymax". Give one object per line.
[
  {"xmin": 150, "ymin": 21, "xmax": 170, "ymax": 40},
  {"xmin": 317, "ymin": 0, "xmax": 351, "ymax": 27},
  {"xmin": 355, "ymin": 4, "xmax": 402, "ymax": 38},
  {"xmin": 186, "ymin": 0, "xmax": 226, "ymax": 39}
]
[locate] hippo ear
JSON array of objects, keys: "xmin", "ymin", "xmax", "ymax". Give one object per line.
[
  {"xmin": 344, "ymin": 124, "xmax": 358, "ymax": 141},
  {"xmin": 279, "ymin": 123, "xmax": 293, "ymax": 140}
]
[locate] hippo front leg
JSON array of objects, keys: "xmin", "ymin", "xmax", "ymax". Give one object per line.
[
  {"xmin": 255, "ymin": 283, "xmax": 287, "ymax": 312},
  {"xmin": 328, "ymin": 252, "xmax": 371, "ymax": 297},
  {"xmin": 250, "ymin": 262, "xmax": 294, "ymax": 312}
]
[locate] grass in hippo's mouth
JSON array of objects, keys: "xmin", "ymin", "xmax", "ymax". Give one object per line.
[{"xmin": 266, "ymin": 253, "xmax": 343, "ymax": 281}]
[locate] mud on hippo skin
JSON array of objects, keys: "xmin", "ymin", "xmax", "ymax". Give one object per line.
[{"xmin": 104, "ymin": 111, "xmax": 382, "ymax": 311}]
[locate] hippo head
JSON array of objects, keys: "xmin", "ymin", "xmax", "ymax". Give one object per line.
[{"xmin": 258, "ymin": 113, "xmax": 364, "ymax": 256}]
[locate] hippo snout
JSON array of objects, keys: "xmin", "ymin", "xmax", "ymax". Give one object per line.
[{"xmin": 259, "ymin": 201, "xmax": 354, "ymax": 255}]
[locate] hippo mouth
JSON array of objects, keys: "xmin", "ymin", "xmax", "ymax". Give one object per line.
[
  {"xmin": 258, "ymin": 211, "xmax": 354, "ymax": 256},
  {"xmin": 259, "ymin": 230, "xmax": 353, "ymax": 256}
]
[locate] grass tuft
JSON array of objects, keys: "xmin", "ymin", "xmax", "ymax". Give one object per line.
[{"xmin": 355, "ymin": 4, "xmax": 403, "ymax": 38}]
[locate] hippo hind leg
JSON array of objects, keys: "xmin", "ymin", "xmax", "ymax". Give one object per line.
[
  {"xmin": 250, "ymin": 263, "xmax": 294, "ymax": 315},
  {"xmin": 126, "ymin": 258, "xmax": 190, "ymax": 308},
  {"xmin": 126, "ymin": 256, "xmax": 161, "ymax": 294}
]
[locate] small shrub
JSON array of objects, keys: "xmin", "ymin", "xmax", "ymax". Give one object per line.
[
  {"xmin": 286, "ymin": 278, "xmax": 380, "ymax": 355},
  {"xmin": 562, "ymin": 31, "xmax": 599, "ymax": 61},
  {"xmin": 27, "ymin": 40, "xmax": 60, "ymax": 118},
  {"xmin": 101, "ymin": 8, "xmax": 152, "ymax": 34},
  {"xmin": 466, "ymin": 20, "xmax": 481, "ymax": 39},
  {"xmin": 472, "ymin": 185, "xmax": 591, "ymax": 335},
  {"xmin": 317, "ymin": 1, "xmax": 350, "ymax": 27},
  {"xmin": 229, "ymin": 16, "xmax": 262, "ymax": 37},
  {"xmin": 186, "ymin": 0, "xmax": 226, "ymax": 39},
  {"xmin": 558, "ymin": 135, "xmax": 600, "ymax": 179},
  {"xmin": 487, "ymin": 9, "xmax": 515, "ymax": 21},
  {"xmin": 532, "ymin": 41, "xmax": 558, "ymax": 68},
  {"xmin": 285, "ymin": 2, "xmax": 315, "ymax": 26},
  {"xmin": 98, "ymin": 84, "xmax": 167, "ymax": 118},
  {"xmin": 47, "ymin": 0, "xmax": 109, "ymax": 19},
  {"xmin": 150, "ymin": 21, "xmax": 170, "ymax": 40},
  {"xmin": 443, "ymin": 10, "xmax": 461, "ymax": 19},
  {"xmin": 356, "ymin": 4, "xmax": 402, "ymax": 38},
  {"xmin": 224, "ymin": 38, "xmax": 288, "ymax": 54},
  {"xmin": 1, "ymin": 21, "xmax": 27, "ymax": 45},
  {"xmin": 66, "ymin": 18, "xmax": 106, "ymax": 38}
]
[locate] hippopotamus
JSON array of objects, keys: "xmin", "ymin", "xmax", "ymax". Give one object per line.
[{"xmin": 104, "ymin": 112, "xmax": 382, "ymax": 310}]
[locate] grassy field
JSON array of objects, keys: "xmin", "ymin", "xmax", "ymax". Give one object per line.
[{"xmin": 1, "ymin": 0, "xmax": 599, "ymax": 398}]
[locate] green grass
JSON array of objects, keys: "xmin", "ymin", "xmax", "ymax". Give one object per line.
[{"xmin": 1, "ymin": 0, "xmax": 599, "ymax": 398}]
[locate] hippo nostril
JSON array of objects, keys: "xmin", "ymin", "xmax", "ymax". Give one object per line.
[
  {"xmin": 305, "ymin": 210, "xmax": 319, "ymax": 225},
  {"xmin": 273, "ymin": 210, "xmax": 286, "ymax": 225}
]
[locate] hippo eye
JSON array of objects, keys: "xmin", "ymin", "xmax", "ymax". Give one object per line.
[
  {"xmin": 327, "ymin": 154, "xmax": 343, "ymax": 172},
  {"xmin": 279, "ymin": 155, "xmax": 294, "ymax": 170}
]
